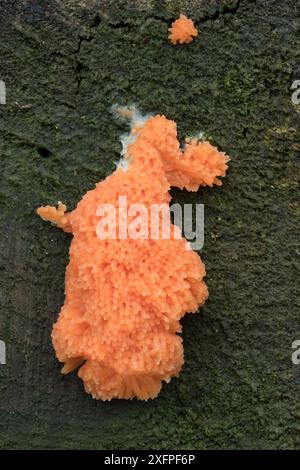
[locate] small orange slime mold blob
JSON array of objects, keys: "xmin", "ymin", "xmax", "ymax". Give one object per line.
[
  {"xmin": 168, "ymin": 14, "xmax": 198, "ymax": 45},
  {"xmin": 37, "ymin": 107, "xmax": 229, "ymax": 400}
]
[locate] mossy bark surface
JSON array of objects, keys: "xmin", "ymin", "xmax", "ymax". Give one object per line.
[{"xmin": 0, "ymin": 0, "xmax": 299, "ymax": 449}]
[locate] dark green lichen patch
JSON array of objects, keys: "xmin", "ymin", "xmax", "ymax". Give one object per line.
[{"xmin": 0, "ymin": 0, "xmax": 299, "ymax": 450}]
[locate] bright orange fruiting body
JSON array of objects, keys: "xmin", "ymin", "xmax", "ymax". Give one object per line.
[
  {"xmin": 37, "ymin": 113, "xmax": 229, "ymax": 400},
  {"xmin": 168, "ymin": 14, "xmax": 198, "ymax": 45}
]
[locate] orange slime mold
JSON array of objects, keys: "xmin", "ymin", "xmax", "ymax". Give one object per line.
[
  {"xmin": 168, "ymin": 14, "xmax": 198, "ymax": 45},
  {"xmin": 37, "ymin": 109, "xmax": 229, "ymax": 400}
]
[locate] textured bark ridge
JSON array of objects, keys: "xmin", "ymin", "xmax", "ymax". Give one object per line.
[{"xmin": 0, "ymin": 0, "xmax": 299, "ymax": 449}]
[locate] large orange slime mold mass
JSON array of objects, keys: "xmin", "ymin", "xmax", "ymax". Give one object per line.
[{"xmin": 37, "ymin": 107, "xmax": 229, "ymax": 400}]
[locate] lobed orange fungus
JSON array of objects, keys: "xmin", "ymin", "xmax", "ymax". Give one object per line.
[
  {"xmin": 37, "ymin": 108, "xmax": 229, "ymax": 400},
  {"xmin": 168, "ymin": 14, "xmax": 198, "ymax": 45}
]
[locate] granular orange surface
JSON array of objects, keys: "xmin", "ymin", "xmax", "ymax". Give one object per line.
[
  {"xmin": 168, "ymin": 14, "xmax": 198, "ymax": 45},
  {"xmin": 37, "ymin": 110, "xmax": 229, "ymax": 400}
]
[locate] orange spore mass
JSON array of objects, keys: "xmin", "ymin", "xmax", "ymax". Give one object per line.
[
  {"xmin": 168, "ymin": 14, "xmax": 198, "ymax": 45},
  {"xmin": 37, "ymin": 114, "xmax": 229, "ymax": 400}
]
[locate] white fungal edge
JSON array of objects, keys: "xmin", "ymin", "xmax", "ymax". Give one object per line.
[
  {"xmin": 111, "ymin": 104, "xmax": 153, "ymax": 171},
  {"xmin": 111, "ymin": 104, "xmax": 206, "ymax": 167}
]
